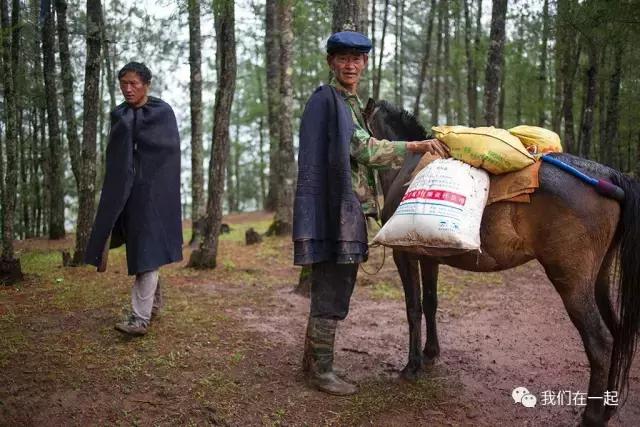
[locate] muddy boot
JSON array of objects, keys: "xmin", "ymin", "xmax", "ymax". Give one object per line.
[{"xmin": 302, "ymin": 317, "xmax": 357, "ymax": 396}]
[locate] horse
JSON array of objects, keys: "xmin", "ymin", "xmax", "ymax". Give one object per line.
[{"xmin": 363, "ymin": 99, "xmax": 640, "ymax": 427}]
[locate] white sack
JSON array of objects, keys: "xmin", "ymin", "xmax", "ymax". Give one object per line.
[{"xmin": 373, "ymin": 158, "xmax": 489, "ymax": 256}]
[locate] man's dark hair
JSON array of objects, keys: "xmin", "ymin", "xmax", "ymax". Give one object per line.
[{"xmin": 118, "ymin": 62, "xmax": 152, "ymax": 84}]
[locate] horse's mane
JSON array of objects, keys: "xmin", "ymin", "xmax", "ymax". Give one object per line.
[{"xmin": 377, "ymin": 100, "xmax": 429, "ymax": 140}]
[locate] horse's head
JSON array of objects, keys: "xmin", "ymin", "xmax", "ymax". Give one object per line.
[
  {"xmin": 363, "ymin": 98, "xmax": 429, "ymax": 141},
  {"xmin": 363, "ymin": 99, "xmax": 430, "ymax": 222}
]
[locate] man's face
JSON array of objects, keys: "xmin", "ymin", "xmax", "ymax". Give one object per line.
[
  {"xmin": 119, "ymin": 71, "xmax": 148, "ymax": 106},
  {"xmin": 327, "ymin": 51, "xmax": 368, "ymax": 90}
]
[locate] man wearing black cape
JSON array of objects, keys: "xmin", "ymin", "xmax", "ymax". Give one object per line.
[
  {"xmin": 293, "ymin": 32, "xmax": 448, "ymax": 395},
  {"xmin": 85, "ymin": 62, "xmax": 183, "ymax": 336}
]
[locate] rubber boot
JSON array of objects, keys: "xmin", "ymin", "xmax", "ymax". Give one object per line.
[{"xmin": 302, "ymin": 317, "xmax": 357, "ymax": 396}]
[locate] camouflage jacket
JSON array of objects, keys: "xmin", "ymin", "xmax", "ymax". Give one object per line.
[{"xmin": 331, "ymin": 80, "xmax": 407, "ymax": 216}]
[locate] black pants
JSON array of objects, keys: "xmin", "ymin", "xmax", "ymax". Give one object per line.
[{"xmin": 310, "ymin": 261, "xmax": 358, "ymax": 320}]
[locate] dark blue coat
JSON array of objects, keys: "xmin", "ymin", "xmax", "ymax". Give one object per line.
[
  {"xmin": 85, "ymin": 97, "xmax": 183, "ymax": 275},
  {"xmin": 293, "ymin": 85, "xmax": 368, "ymax": 265}
]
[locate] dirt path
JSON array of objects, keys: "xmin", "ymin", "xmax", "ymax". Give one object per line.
[
  {"xmin": 240, "ymin": 260, "xmax": 640, "ymax": 426},
  {"xmin": 1, "ymin": 216, "xmax": 639, "ymax": 426}
]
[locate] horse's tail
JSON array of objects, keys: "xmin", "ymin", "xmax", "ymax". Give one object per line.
[{"xmin": 609, "ymin": 172, "xmax": 640, "ymax": 397}]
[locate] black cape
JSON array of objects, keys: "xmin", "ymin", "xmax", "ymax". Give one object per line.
[
  {"xmin": 85, "ymin": 97, "xmax": 183, "ymax": 275},
  {"xmin": 292, "ymin": 85, "xmax": 368, "ymax": 265}
]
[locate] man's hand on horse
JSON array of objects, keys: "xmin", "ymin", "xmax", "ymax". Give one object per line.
[{"xmin": 406, "ymin": 139, "xmax": 450, "ymax": 158}]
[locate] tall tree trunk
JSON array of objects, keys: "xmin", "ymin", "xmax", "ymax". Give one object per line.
[
  {"xmin": 1, "ymin": 0, "xmax": 22, "ymax": 280},
  {"xmin": 413, "ymin": 0, "xmax": 436, "ymax": 118},
  {"xmin": 398, "ymin": 0, "xmax": 404, "ymax": 107},
  {"xmin": 604, "ymin": 45, "xmax": 623, "ymax": 166},
  {"xmin": 393, "ymin": 0, "xmax": 401, "ymax": 105},
  {"xmin": 101, "ymin": 3, "xmax": 115, "ymax": 110},
  {"xmin": 54, "ymin": 0, "xmax": 80, "ymax": 187},
  {"xmin": 20, "ymin": 114, "xmax": 29, "ymax": 238},
  {"xmin": 188, "ymin": 0, "xmax": 205, "ymax": 247},
  {"xmin": 537, "ymin": 0, "xmax": 549, "ymax": 127},
  {"xmin": 370, "ymin": 0, "xmax": 376, "ymax": 96},
  {"xmin": 452, "ymin": 2, "xmax": 464, "ymax": 123},
  {"xmin": 41, "ymin": 1, "xmax": 65, "ymax": 239},
  {"xmin": 463, "ymin": 0, "xmax": 475, "ymax": 125},
  {"xmin": 431, "ymin": 0, "xmax": 444, "ymax": 125},
  {"xmin": 188, "ymin": 0, "xmax": 236, "ymax": 269},
  {"xmin": 372, "ymin": 0, "xmax": 389, "ymax": 101},
  {"xmin": 597, "ymin": 47, "xmax": 607, "ymax": 163},
  {"xmin": 72, "ymin": 0, "xmax": 102, "ymax": 265},
  {"xmin": 332, "ymin": 0, "xmax": 365, "ymax": 33},
  {"xmin": 272, "ymin": 0, "xmax": 295, "ymax": 235},
  {"xmin": 483, "ymin": 0, "xmax": 507, "ymax": 126},
  {"xmin": 11, "ymin": 0, "xmax": 23, "ymax": 239},
  {"xmin": 264, "ymin": 0, "xmax": 280, "ymax": 211},
  {"xmin": 471, "ymin": 0, "xmax": 483, "ymax": 125},
  {"xmin": 442, "ymin": 1, "xmax": 451, "ymax": 124},
  {"xmin": 578, "ymin": 45, "xmax": 597, "ymax": 159}
]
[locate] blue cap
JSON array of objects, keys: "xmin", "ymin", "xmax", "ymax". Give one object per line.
[{"xmin": 326, "ymin": 31, "xmax": 372, "ymax": 54}]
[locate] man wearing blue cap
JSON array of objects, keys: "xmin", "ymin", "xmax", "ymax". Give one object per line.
[{"xmin": 293, "ymin": 30, "xmax": 448, "ymax": 395}]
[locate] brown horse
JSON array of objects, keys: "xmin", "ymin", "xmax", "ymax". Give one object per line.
[{"xmin": 363, "ymin": 100, "xmax": 640, "ymax": 427}]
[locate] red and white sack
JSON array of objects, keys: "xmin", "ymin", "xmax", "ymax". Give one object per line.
[{"xmin": 373, "ymin": 158, "xmax": 490, "ymax": 256}]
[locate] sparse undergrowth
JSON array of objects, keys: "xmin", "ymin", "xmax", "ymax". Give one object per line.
[{"xmin": 0, "ymin": 211, "xmax": 497, "ymax": 425}]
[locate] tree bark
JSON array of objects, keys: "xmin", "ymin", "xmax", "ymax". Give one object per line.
[
  {"xmin": 413, "ymin": 0, "xmax": 436, "ymax": 118},
  {"xmin": 578, "ymin": 45, "xmax": 597, "ymax": 159},
  {"xmin": 442, "ymin": 1, "xmax": 451, "ymax": 124},
  {"xmin": 372, "ymin": 0, "xmax": 389, "ymax": 100},
  {"xmin": 41, "ymin": 1, "xmax": 65, "ymax": 239},
  {"xmin": 537, "ymin": 0, "xmax": 549, "ymax": 127},
  {"xmin": 188, "ymin": 0, "xmax": 236, "ymax": 270},
  {"xmin": 604, "ymin": 45, "xmax": 623, "ymax": 166},
  {"xmin": 370, "ymin": 0, "xmax": 376, "ymax": 96},
  {"xmin": 1, "ymin": 0, "xmax": 17, "ymax": 257},
  {"xmin": 598, "ymin": 47, "xmax": 607, "ymax": 163},
  {"xmin": 264, "ymin": 0, "xmax": 280, "ymax": 211},
  {"xmin": 332, "ymin": 0, "xmax": 365, "ymax": 33},
  {"xmin": 1, "ymin": 0, "xmax": 22, "ymax": 280},
  {"xmin": 54, "ymin": 0, "xmax": 81, "ymax": 188},
  {"xmin": 72, "ymin": 0, "xmax": 102, "ymax": 265},
  {"xmin": 462, "ymin": 0, "xmax": 475, "ymax": 125},
  {"xmin": 101, "ymin": 3, "xmax": 115, "ymax": 110},
  {"xmin": 188, "ymin": 0, "xmax": 205, "ymax": 247},
  {"xmin": 483, "ymin": 0, "xmax": 507, "ymax": 126},
  {"xmin": 272, "ymin": 0, "xmax": 295, "ymax": 235},
  {"xmin": 431, "ymin": 0, "xmax": 444, "ymax": 125}
]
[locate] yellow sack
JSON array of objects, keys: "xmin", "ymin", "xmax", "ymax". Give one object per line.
[
  {"xmin": 432, "ymin": 125, "xmax": 535, "ymax": 175},
  {"xmin": 508, "ymin": 125, "xmax": 563, "ymax": 154}
]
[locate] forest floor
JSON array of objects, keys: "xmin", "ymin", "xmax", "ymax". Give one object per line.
[{"xmin": 1, "ymin": 211, "xmax": 639, "ymax": 426}]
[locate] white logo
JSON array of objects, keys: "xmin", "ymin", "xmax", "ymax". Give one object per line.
[{"xmin": 512, "ymin": 386, "xmax": 537, "ymax": 408}]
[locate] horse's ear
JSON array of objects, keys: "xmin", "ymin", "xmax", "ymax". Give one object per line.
[{"xmin": 364, "ymin": 98, "xmax": 376, "ymax": 119}]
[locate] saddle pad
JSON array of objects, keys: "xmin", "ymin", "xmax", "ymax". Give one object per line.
[{"xmin": 410, "ymin": 153, "xmax": 541, "ymax": 205}]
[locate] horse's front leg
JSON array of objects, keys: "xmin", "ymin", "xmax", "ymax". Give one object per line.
[
  {"xmin": 393, "ymin": 249, "xmax": 423, "ymax": 380},
  {"xmin": 420, "ymin": 258, "xmax": 440, "ymax": 364}
]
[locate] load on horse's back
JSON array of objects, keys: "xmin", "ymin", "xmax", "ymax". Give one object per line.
[{"xmin": 364, "ymin": 99, "xmax": 640, "ymax": 427}]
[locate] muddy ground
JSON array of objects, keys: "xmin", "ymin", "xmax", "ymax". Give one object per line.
[{"xmin": 1, "ymin": 211, "xmax": 639, "ymax": 426}]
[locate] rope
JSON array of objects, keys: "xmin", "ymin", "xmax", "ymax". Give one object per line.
[{"xmin": 359, "ymin": 243, "xmax": 386, "ymax": 275}]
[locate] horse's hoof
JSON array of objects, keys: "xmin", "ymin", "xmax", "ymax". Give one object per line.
[
  {"xmin": 422, "ymin": 354, "xmax": 440, "ymax": 367},
  {"xmin": 399, "ymin": 364, "xmax": 423, "ymax": 381}
]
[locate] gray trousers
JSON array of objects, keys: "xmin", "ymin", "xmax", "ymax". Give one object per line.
[
  {"xmin": 131, "ymin": 269, "xmax": 161, "ymax": 325},
  {"xmin": 310, "ymin": 262, "xmax": 358, "ymax": 320}
]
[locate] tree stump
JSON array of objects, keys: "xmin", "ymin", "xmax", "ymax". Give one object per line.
[
  {"xmin": 245, "ymin": 228, "xmax": 263, "ymax": 245},
  {"xmin": 0, "ymin": 258, "xmax": 24, "ymax": 285}
]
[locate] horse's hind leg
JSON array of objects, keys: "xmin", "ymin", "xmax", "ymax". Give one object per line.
[
  {"xmin": 594, "ymin": 249, "xmax": 621, "ymax": 422},
  {"xmin": 420, "ymin": 258, "xmax": 440, "ymax": 364},
  {"xmin": 393, "ymin": 249, "xmax": 423, "ymax": 380},
  {"xmin": 547, "ymin": 268, "xmax": 613, "ymax": 427}
]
